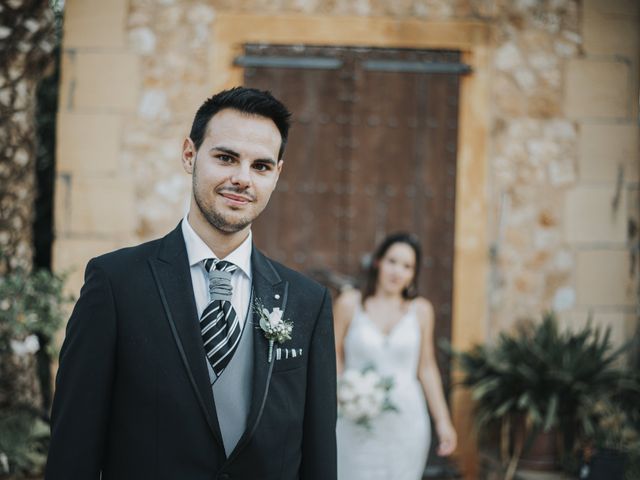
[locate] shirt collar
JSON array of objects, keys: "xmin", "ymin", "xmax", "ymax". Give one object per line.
[{"xmin": 181, "ymin": 214, "xmax": 252, "ymax": 280}]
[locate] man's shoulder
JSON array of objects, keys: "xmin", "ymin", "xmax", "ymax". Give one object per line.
[
  {"xmin": 89, "ymin": 238, "xmax": 160, "ymax": 272},
  {"xmin": 89, "ymin": 229, "xmax": 177, "ymax": 274}
]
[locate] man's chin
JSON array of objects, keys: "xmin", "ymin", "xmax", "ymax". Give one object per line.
[{"xmin": 205, "ymin": 213, "xmax": 253, "ymax": 234}]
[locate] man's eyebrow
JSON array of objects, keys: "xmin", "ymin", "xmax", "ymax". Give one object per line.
[
  {"xmin": 254, "ymin": 157, "xmax": 278, "ymax": 167},
  {"xmin": 210, "ymin": 146, "xmax": 240, "ymax": 157}
]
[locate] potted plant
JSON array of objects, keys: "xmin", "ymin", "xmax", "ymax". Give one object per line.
[
  {"xmin": 577, "ymin": 373, "xmax": 640, "ymax": 480},
  {"xmin": 0, "ymin": 258, "xmax": 72, "ymax": 479},
  {"xmin": 454, "ymin": 312, "xmax": 629, "ymax": 479}
]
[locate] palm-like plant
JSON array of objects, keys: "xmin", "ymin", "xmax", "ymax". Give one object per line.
[
  {"xmin": 458, "ymin": 312, "xmax": 626, "ymax": 432},
  {"xmin": 455, "ymin": 312, "xmax": 634, "ymax": 475}
]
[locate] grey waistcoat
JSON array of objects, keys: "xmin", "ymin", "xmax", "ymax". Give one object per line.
[{"xmin": 207, "ymin": 302, "xmax": 255, "ymax": 456}]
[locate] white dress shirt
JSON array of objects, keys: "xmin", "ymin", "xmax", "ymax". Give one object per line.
[{"xmin": 181, "ymin": 214, "xmax": 253, "ymax": 332}]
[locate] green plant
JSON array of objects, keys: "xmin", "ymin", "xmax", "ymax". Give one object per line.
[
  {"xmin": 0, "ymin": 258, "xmax": 73, "ymax": 477},
  {"xmin": 454, "ymin": 312, "xmax": 632, "ymax": 476},
  {"xmin": 580, "ymin": 397, "xmax": 640, "ymax": 453},
  {"xmin": 0, "ymin": 266, "xmax": 71, "ymax": 356},
  {"xmin": 0, "ymin": 409, "xmax": 50, "ymax": 477},
  {"xmin": 576, "ymin": 371, "xmax": 640, "ymax": 480},
  {"xmin": 458, "ymin": 313, "xmax": 626, "ymax": 431}
]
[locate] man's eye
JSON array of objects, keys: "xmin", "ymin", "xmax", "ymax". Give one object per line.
[
  {"xmin": 253, "ymin": 163, "xmax": 270, "ymax": 172},
  {"xmin": 217, "ymin": 155, "xmax": 233, "ymax": 162}
]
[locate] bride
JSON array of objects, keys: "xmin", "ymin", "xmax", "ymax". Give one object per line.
[{"xmin": 334, "ymin": 233, "xmax": 457, "ymax": 480}]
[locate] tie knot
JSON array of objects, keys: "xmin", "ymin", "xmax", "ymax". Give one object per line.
[{"xmin": 204, "ymin": 258, "xmax": 238, "ymax": 274}]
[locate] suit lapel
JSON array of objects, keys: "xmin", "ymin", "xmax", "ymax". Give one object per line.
[
  {"xmin": 148, "ymin": 223, "xmax": 224, "ymax": 449},
  {"xmin": 227, "ymin": 247, "xmax": 288, "ymax": 461}
]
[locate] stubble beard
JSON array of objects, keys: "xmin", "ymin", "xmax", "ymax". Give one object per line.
[
  {"xmin": 192, "ymin": 178, "xmax": 256, "ymax": 234},
  {"xmin": 194, "ymin": 192, "xmax": 253, "ymax": 234}
]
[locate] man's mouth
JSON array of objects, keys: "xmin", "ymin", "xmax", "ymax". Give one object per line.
[{"xmin": 219, "ymin": 191, "xmax": 254, "ymax": 206}]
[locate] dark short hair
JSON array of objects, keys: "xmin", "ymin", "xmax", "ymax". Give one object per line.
[
  {"xmin": 361, "ymin": 232, "xmax": 422, "ymax": 304},
  {"xmin": 189, "ymin": 86, "xmax": 292, "ymax": 160}
]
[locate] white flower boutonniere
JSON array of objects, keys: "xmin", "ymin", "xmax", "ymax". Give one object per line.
[{"xmin": 254, "ymin": 299, "xmax": 293, "ymax": 363}]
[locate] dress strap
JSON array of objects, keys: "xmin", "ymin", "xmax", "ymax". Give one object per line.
[{"xmin": 406, "ymin": 299, "xmax": 420, "ymax": 323}]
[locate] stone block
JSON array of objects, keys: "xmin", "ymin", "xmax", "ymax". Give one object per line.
[
  {"xmin": 565, "ymin": 186, "xmax": 627, "ymax": 244},
  {"xmin": 55, "ymin": 175, "xmax": 136, "ymax": 237},
  {"xmin": 579, "ymin": 123, "xmax": 639, "ymax": 182},
  {"xmin": 63, "ymin": 0, "xmax": 127, "ymax": 48},
  {"xmin": 53, "ymin": 237, "xmax": 120, "ymax": 297},
  {"xmin": 565, "ymin": 59, "xmax": 630, "ymax": 119},
  {"xmin": 576, "ymin": 250, "xmax": 635, "ymax": 306},
  {"xmin": 57, "ymin": 112, "xmax": 121, "ymax": 174},
  {"xmin": 62, "ymin": 52, "xmax": 139, "ymax": 111},
  {"xmin": 584, "ymin": 0, "xmax": 638, "ymax": 18},
  {"xmin": 58, "ymin": 52, "xmax": 74, "ymax": 112},
  {"xmin": 583, "ymin": 0, "xmax": 639, "ymax": 58},
  {"xmin": 54, "ymin": 173, "xmax": 72, "ymax": 236},
  {"xmin": 623, "ymin": 312, "xmax": 639, "ymax": 343}
]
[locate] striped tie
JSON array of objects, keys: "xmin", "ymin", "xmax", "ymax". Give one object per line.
[{"xmin": 200, "ymin": 258, "xmax": 241, "ymax": 377}]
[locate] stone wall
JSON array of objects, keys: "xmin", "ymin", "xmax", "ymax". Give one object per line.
[{"xmin": 487, "ymin": 0, "xmax": 639, "ymax": 348}]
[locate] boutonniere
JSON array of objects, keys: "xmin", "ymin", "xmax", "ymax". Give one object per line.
[{"xmin": 254, "ymin": 299, "xmax": 293, "ymax": 363}]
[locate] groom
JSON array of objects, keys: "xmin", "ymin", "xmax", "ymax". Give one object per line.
[{"xmin": 45, "ymin": 87, "xmax": 337, "ymax": 480}]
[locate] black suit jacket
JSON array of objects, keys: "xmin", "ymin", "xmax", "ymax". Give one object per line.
[{"xmin": 45, "ymin": 224, "xmax": 337, "ymax": 480}]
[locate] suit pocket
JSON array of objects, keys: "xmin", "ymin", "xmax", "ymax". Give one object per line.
[{"xmin": 272, "ymin": 354, "xmax": 305, "ymax": 372}]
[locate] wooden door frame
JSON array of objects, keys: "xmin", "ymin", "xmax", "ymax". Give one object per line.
[{"xmin": 210, "ymin": 14, "xmax": 491, "ymax": 476}]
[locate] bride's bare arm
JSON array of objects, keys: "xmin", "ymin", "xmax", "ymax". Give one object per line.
[
  {"xmin": 415, "ymin": 298, "xmax": 457, "ymax": 456},
  {"xmin": 333, "ymin": 289, "xmax": 359, "ymax": 375}
]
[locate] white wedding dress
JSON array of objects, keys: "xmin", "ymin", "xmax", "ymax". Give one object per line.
[{"xmin": 337, "ymin": 302, "xmax": 431, "ymax": 480}]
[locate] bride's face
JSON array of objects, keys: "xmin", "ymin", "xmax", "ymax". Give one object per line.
[{"xmin": 376, "ymin": 242, "xmax": 416, "ymax": 296}]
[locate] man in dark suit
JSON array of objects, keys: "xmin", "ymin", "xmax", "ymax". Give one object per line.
[{"xmin": 45, "ymin": 87, "xmax": 337, "ymax": 480}]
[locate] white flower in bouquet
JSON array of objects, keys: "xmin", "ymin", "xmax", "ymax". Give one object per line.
[
  {"xmin": 338, "ymin": 365, "xmax": 397, "ymax": 430},
  {"xmin": 337, "ymin": 381, "xmax": 356, "ymax": 404}
]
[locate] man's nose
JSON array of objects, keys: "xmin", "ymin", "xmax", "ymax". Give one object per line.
[{"xmin": 230, "ymin": 163, "xmax": 251, "ymax": 188}]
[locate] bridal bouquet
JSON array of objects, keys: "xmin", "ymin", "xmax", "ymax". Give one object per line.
[{"xmin": 338, "ymin": 366, "xmax": 397, "ymax": 430}]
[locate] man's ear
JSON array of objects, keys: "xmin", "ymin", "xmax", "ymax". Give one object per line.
[{"xmin": 182, "ymin": 138, "xmax": 196, "ymax": 174}]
